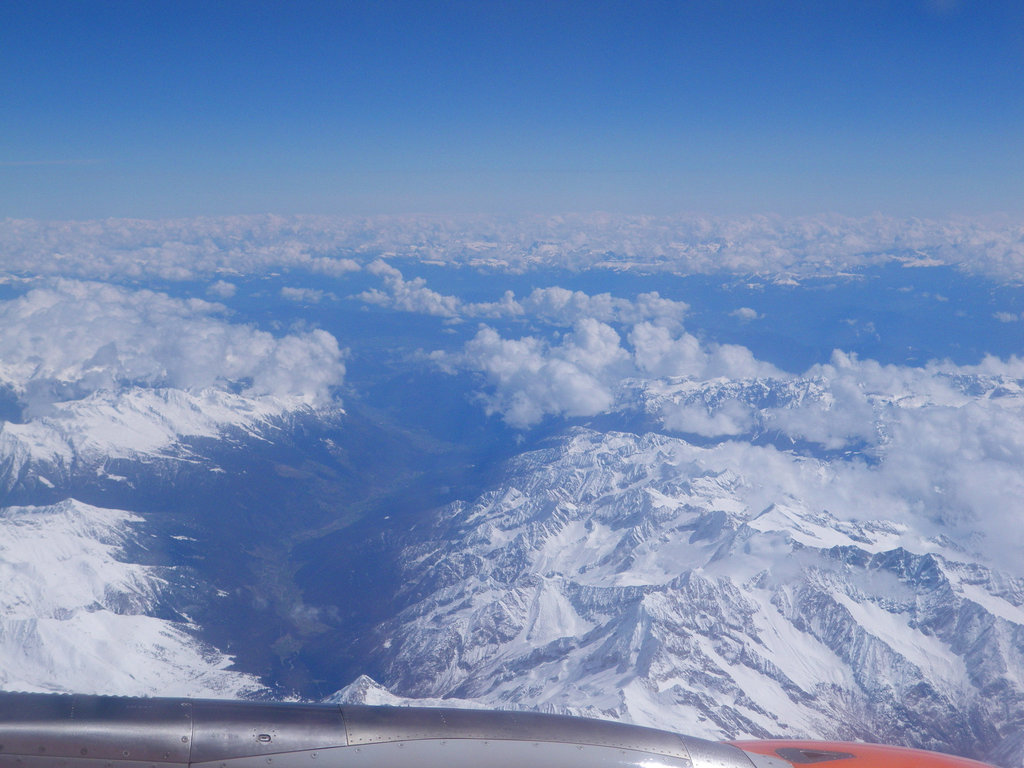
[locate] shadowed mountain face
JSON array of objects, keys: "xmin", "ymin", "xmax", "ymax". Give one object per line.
[{"xmin": 0, "ymin": 217, "xmax": 1023, "ymax": 765}]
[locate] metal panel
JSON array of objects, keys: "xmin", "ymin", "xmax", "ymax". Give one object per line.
[
  {"xmin": 743, "ymin": 751, "xmax": 801, "ymax": 768},
  {"xmin": 189, "ymin": 701, "xmax": 346, "ymax": 763},
  {"xmin": 0, "ymin": 692, "xmax": 757, "ymax": 768},
  {"xmin": 194, "ymin": 738, "xmax": 696, "ymax": 768},
  {"xmin": 772, "ymin": 748, "xmax": 855, "ymax": 764},
  {"xmin": 682, "ymin": 736, "xmax": 757, "ymax": 768},
  {"xmin": 0, "ymin": 754, "xmax": 185, "ymax": 768},
  {"xmin": 339, "ymin": 705, "xmax": 692, "ymax": 760},
  {"xmin": 0, "ymin": 693, "xmax": 191, "ymax": 765}
]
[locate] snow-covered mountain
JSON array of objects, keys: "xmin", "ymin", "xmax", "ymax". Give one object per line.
[
  {"xmin": 0, "ymin": 278, "xmax": 353, "ymax": 695},
  {"xmin": 0, "ymin": 387, "xmax": 324, "ymax": 493},
  {"xmin": 1, "ymin": 246, "xmax": 1022, "ymax": 768},
  {"xmin": 0, "ymin": 278, "xmax": 348, "ymax": 493},
  {"xmin": 0, "ymin": 497, "xmax": 261, "ymax": 697},
  {"xmin": 361, "ymin": 426, "xmax": 1024, "ymax": 767}
]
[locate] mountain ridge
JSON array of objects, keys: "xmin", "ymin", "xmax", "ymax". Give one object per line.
[{"xmin": 356, "ymin": 427, "xmax": 1024, "ymax": 766}]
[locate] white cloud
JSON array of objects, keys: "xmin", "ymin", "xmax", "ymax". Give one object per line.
[
  {"xmin": 439, "ymin": 309, "xmax": 1024, "ymax": 568},
  {"xmin": 730, "ymin": 307, "xmax": 760, "ymax": 321},
  {"xmin": 994, "ymin": 311, "xmax": 1022, "ymax": 322},
  {"xmin": 449, "ymin": 320, "xmax": 630, "ymax": 427},
  {"xmin": 662, "ymin": 399, "xmax": 755, "ymax": 437},
  {"xmin": 3, "ymin": 213, "xmax": 1024, "ymax": 282},
  {"xmin": 0, "ymin": 280, "xmax": 346, "ymax": 410},
  {"xmin": 517, "ymin": 287, "xmax": 688, "ymax": 327},
  {"xmin": 207, "ymin": 280, "xmax": 237, "ymax": 299},
  {"xmin": 629, "ymin": 322, "xmax": 781, "ymax": 380},
  {"xmin": 308, "ymin": 256, "xmax": 360, "ymax": 276},
  {"xmin": 354, "ymin": 262, "xmax": 690, "ymax": 329},
  {"xmin": 629, "ymin": 323, "xmax": 708, "ymax": 378},
  {"xmin": 628, "ymin": 348, "xmax": 1024, "ymax": 569},
  {"xmin": 0, "ymin": 215, "xmax": 371, "ymax": 282},
  {"xmin": 811, "ymin": 391, "xmax": 1024, "ymax": 569},
  {"xmin": 356, "ymin": 260, "xmax": 460, "ymax": 318},
  {"xmin": 462, "ymin": 290, "xmax": 524, "ymax": 319},
  {"xmin": 281, "ymin": 286, "xmax": 327, "ymax": 303},
  {"xmin": 440, "ymin": 318, "xmax": 780, "ymax": 428}
]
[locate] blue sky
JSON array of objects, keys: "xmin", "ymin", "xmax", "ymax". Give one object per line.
[{"xmin": 2, "ymin": 0, "xmax": 1023, "ymax": 219}]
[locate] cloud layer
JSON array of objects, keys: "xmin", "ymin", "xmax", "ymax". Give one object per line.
[
  {"xmin": 357, "ymin": 261, "xmax": 690, "ymax": 327},
  {"xmin": 0, "ymin": 280, "xmax": 346, "ymax": 411},
  {"xmin": 3, "ymin": 213, "xmax": 1024, "ymax": 282}
]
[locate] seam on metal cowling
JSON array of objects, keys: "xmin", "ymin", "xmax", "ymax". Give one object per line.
[
  {"xmin": 685, "ymin": 740, "xmax": 757, "ymax": 768},
  {"xmin": 336, "ymin": 707, "xmax": 352, "ymax": 748},
  {"xmin": 183, "ymin": 701, "xmax": 194, "ymax": 768},
  {"xmin": 670, "ymin": 735, "xmax": 694, "ymax": 766},
  {"xmin": 346, "ymin": 731, "xmax": 689, "ymax": 758}
]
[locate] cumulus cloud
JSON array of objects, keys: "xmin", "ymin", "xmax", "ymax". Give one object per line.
[
  {"xmin": 441, "ymin": 320, "xmax": 631, "ymax": 427},
  {"xmin": 308, "ymin": 256, "xmax": 360, "ymax": 277},
  {"xmin": 418, "ymin": 262, "xmax": 1024, "ymax": 567},
  {"xmin": 662, "ymin": 399, "xmax": 755, "ymax": 437},
  {"xmin": 0, "ymin": 215, "xmax": 369, "ymax": 282},
  {"xmin": 0, "ymin": 215, "xmax": 1019, "ymax": 577},
  {"xmin": 630, "ymin": 322, "xmax": 781, "ymax": 380},
  {"xmin": 730, "ymin": 307, "xmax": 760, "ymax": 321},
  {"xmin": 0, "ymin": 280, "xmax": 346, "ymax": 411},
  {"xmin": 438, "ymin": 315, "xmax": 784, "ymax": 428},
  {"xmin": 797, "ymin": 382, "xmax": 1023, "ymax": 568},
  {"xmin": 439, "ymin": 303, "xmax": 1024, "ymax": 573},
  {"xmin": 517, "ymin": 287, "xmax": 689, "ymax": 328},
  {"xmin": 281, "ymin": 286, "xmax": 327, "ymax": 303},
  {"xmin": 356, "ymin": 260, "xmax": 460, "ymax": 318},
  {"xmin": 207, "ymin": 280, "xmax": 237, "ymax": 299},
  {"xmin": 354, "ymin": 262, "xmax": 690, "ymax": 329},
  {"xmin": 462, "ymin": 290, "xmax": 524, "ymax": 319}
]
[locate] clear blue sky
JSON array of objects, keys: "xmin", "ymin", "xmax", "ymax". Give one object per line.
[{"xmin": 2, "ymin": 0, "xmax": 1023, "ymax": 219}]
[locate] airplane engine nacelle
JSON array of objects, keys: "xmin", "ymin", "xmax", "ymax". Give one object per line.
[
  {"xmin": 0, "ymin": 692, "xmax": 760, "ymax": 768},
  {"xmin": 0, "ymin": 692, "xmax": 996, "ymax": 768}
]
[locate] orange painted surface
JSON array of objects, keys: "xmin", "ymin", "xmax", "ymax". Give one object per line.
[{"xmin": 730, "ymin": 740, "xmax": 997, "ymax": 768}]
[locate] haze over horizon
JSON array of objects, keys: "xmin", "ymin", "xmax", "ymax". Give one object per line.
[{"xmin": 4, "ymin": 0, "xmax": 1024, "ymax": 220}]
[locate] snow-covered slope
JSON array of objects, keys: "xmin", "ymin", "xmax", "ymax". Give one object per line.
[
  {"xmin": 328, "ymin": 674, "xmax": 485, "ymax": 709},
  {"xmin": 365, "ymin": 427, "xmax": 1024, "ymax": 766},
  {"xmin": 0, "ymin": 387, "xmax": 323, "ymax": 491},
  {"xmin": 0, "ymin": 279, "xmax": 346, "ymax": 492},
  {"xmin": 0, "ymin": 498, "xmax": 261, "ymax": 696}
]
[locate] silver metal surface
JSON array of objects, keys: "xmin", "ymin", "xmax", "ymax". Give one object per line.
[
  {"xmin": 339, "ymin": 705, "xmax": 692, "ymax": 760},
  {"xmin": 742, "ymin": 750, "xmax": 798, "ymax": 768},
  {"xmin": 189, "ymin": 701, "xmax": 345, "ymax": 763},
  {"xmin": 0, "ymin": 693, "xmax": 191, "ymax": 765},
  {"xmin": 194, "ymin": 738, "xmax": 695, "ymax": 768},
  {"xmin": 682, "ymin": 736, "xmax": 757, "ymax": 768},
  {"xmin": 0, "ymin": 756, "xmax": 191, "ymax": 768},
  {"xmin": 0, "ymin": 692, "xmax": 762, "ymax": 768}
]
